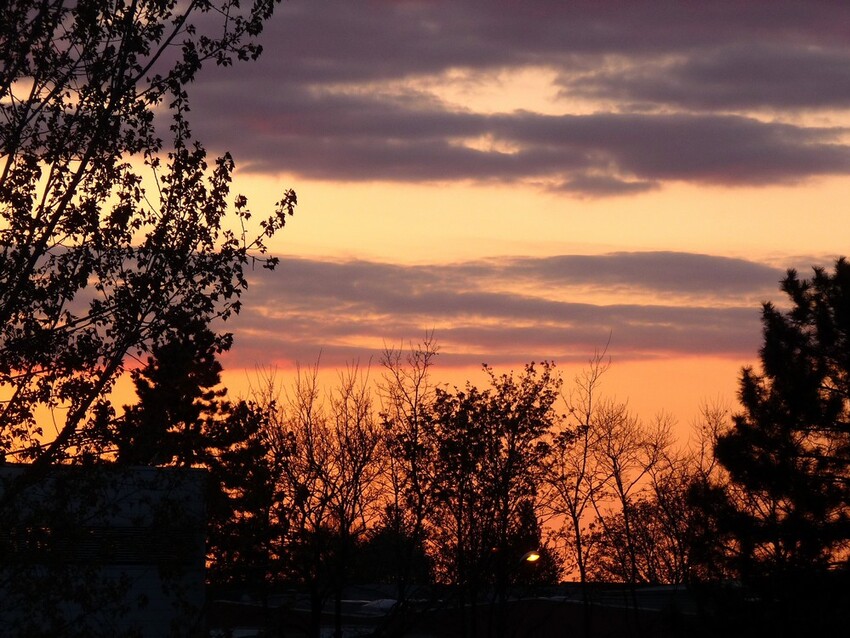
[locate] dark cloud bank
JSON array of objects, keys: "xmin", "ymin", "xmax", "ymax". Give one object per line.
[
  {"xmin": 223, "ymin": 252, "xmax": 787, "ymax": 367},
  {"xmin": 192, "ymin": 0, "xmax": 850, "ymax": 196}
]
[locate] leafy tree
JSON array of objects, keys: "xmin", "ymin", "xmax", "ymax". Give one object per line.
[
  {"xmin": 1, "ymin": 8, "xmax": 292, "ymax": 629},
  {"xmin": 427, "ymin": 362, "xmax": 561, "ymax": 633},
  {"xmin": 0, "ymin": 0, "xmax": 293, "ymax": 478}
]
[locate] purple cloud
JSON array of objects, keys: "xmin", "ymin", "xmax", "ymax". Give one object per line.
[
  {"xmin": 561, "ymin": 43, "xmax": 850, "ymax": 111},
  {"xmin": 187, "ymin": 1, "xmax": 850, "ymax": 195},
  {"xmin": 219, "ymin": 252, "xmax": 785, "ymax": 367},
  {"xmin": 195, "ymin": 91, "xmax": 850, "ymax": 185}
]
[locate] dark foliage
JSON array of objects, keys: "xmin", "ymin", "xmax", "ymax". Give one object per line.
[
  {"xmin": 0, "ymin": 0, "xmax": 292, "ymax": 475},
  {"xmin": 348, "ymin": 511, "xmax": 433, "ymax": 586},
  {"xmin": 718, "ymin": 260, "xmax": 850, "ymax": 572},
  {"xmin": 115, "ymin": 317, "xmax": 229, "ymax": 466},
  {"xmin": 692, "ymin": 258, "xmax": 850, "ymax": 635},
  {"xmin": 109, "ymin": 318, "xmax": 279, "ymax": 587},
  {"xmin": 427, "ymin": 363, "xmax": 561, "ymax": 594}
]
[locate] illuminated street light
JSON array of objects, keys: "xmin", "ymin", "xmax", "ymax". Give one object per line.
[{"xmin": 521, "ymin": 550, "xmax": 541, "ymax": 563}]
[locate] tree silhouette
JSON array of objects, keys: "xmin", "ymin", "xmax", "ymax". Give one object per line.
[
  {"xmin": 108, "ymin": 318, "xmax": 279, "ymax": 591},
  {"xmin": 115, "ymin": 317, "xmax": 229, "ymax": 466},
  {"xmin": 204, "ymin": 399, "xmax": 279, "ymax": 592},
  {"xmin": 545, "ymin": 350, "xmax": 608, "ymax": 589},
  {"xmin": 588, "ymin": 403, "xmax": 673, "ymax": 587},
  {"xmin": 427, "ymin": 362, "xmax": 561, "ymax": 636},
  {"xmin": 0, "ymin": 0, "xmax": 293, "ymax": 479},
  {"xmin": 698, "ymin": 259, "xmax": 850, "ymax": 634},
  {"xmin": 258, "ymin": 363, "xmax": 384, "ymax": 638},
  {"xmin": 378, "ymin": 336, "xmax": 439, "ymax": 606},
  {"xmin": 349, "ymin": 506, "xmax": 433, "ymax": 588}
]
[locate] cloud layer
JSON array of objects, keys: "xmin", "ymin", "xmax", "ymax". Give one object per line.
[
  {"xmin": 191, "ymin": 0, "xmax": 850, "ymax": 196},
  {"xmin": 181, "ymin": 3, "xmax": 845, "ymax": 371},
  {"xmin": 224, "ymin": 252, "xmax": 787, "ymax": 368}
]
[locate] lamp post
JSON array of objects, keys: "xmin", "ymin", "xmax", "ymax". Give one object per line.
[{"xmin": 489, "ymin": 549, "xmax": 542, "ymax": 638}]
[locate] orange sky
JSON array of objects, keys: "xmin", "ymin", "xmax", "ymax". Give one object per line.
[
  {"xmin": 171, "ymin": 1, "xmax": 850, "ymax": 438},
  {"xmin": 208, "ymin": 169, "xmax": 845, "ymax": 433}
]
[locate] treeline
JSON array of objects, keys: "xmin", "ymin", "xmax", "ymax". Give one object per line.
[
  {"xmin": 100, "ymin": 328, "xmax": 699, "ymax": 635},
  {"xmin": 90, "ymin": 260, "xmax": 850, "ymax": 638}
]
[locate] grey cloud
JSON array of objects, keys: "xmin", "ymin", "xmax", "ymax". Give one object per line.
[
  {"xmin": 228, "ymin": 304, "xmax": 758, "ymax": 369},
  {"xmin": 506, "ymin": 253, "xmax": 784, "ymax": 295},
  {"xmin": 196, "ymin": 89, "xmax": 850, "ymax": 187},
  {"xmin": 253, "ymin": 252, "xmax": 783, "ymax": 304},
  {"xmin": 561, "ymin": 43, "xmax": 850, "ymax": 111},
  {"xmin": 261, "ymin": 1, "xmax": 850, "ymax": 83},
  {"xmin": 495, "ymin": 113, "xmax": 850, "ymax": 184},
  {"xmin": 227, "ymin": 312, "xmax": 756, "ymax": 370},
  {"xmin": 553, "ymin": 175, "xmax": 659, "ymax": 197},
  {"xmin": 186, "ymin": 1, "xmax": 850, "ymax": 194},
  {"xmin": 221, "ymin": 252, "xmax": 776, "ymax": 367}
]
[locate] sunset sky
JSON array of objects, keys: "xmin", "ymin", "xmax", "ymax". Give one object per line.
[{"xmin": 187, "ymin": 0, "xmax": 850, "ymax": 428}]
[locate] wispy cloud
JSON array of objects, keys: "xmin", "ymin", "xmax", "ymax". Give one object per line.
[{"xmin": 222, "ymin": 252, "xmax": 784, "ymax": 367}]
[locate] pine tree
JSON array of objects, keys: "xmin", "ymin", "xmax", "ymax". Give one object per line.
[
  {"xmin": 115, "ymin": 318, "xmax": 279, "ymax": 587},
  {"xmin": 701, "ymin": 258, "xmax": 850, "ymax": 634},
  {"xmin": 116, "ymin": 318, "xmax": 229, "ymax": 467},
  {"xmin": 716, "ymin": 259, "xmax": 850, "ymax": 574}
]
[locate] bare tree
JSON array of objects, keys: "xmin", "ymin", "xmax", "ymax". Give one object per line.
[
  {"xmin": 259, "ymin": 364, "xmax": 333, "ymax": 638},
  {"xmin": 588, "ymin": 404, "xmax": 674, "ymax": 585},
  {"xmin": 542, "ymin": 351, "xmax": 610, "ymax": 638},
  {"xmin": 544, "ymin": 350, "xmax": 609, "ymax": 587},
  {"xmin": 615, "ymin": 402, "xmax": 734, "ymax": 586},
  {"xmin": 260, "ymin": 362, "xmax": 383, "ymax": 638},
  {"xmin": 642, "ymin": 446, "xmax": 698, "ymax": 585},
  {"xmin": 685, "ymin": 400, "xmax": 739, "ymax": 584},
  {"xmin": 325, "ymin": 364, "xmax": 384, "ymax": 638},
  {"xmin": 378, "ymin": 335, "xmax": 439, "ymax": 603},
  {"xmin": 690, "ymin": 400, "xmax": 731, "ymax": 484}
]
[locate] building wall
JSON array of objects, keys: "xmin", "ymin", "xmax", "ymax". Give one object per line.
[{"xmin": 0, "ymin": 464, "xmax": 206, "ymax": 638}]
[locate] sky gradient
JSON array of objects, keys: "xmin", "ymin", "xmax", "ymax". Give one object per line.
[{"xmin": 188, "ymin": 0, "xmax": 850, "ymax": 425}]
